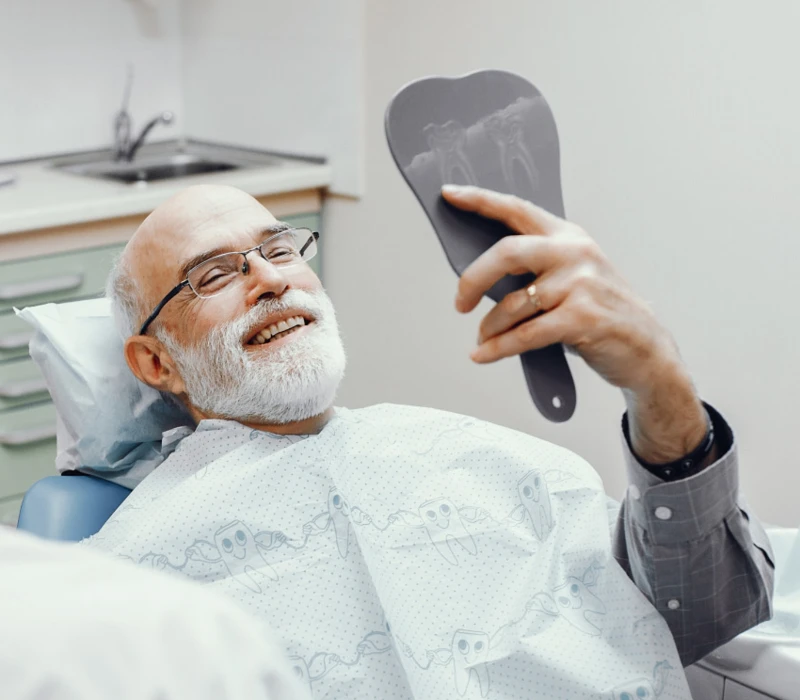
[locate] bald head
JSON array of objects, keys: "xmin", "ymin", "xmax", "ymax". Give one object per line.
[{"xmin": 108, "ymin": 185, "xmax": 282, "ymax": 337}]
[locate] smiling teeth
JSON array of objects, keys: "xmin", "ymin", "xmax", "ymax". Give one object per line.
[{"xmin": 249, "ymin": 316, "xmax": 306, "ymax": 345}]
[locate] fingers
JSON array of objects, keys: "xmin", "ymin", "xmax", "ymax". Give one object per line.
[
  {"xmin": 477, "ymin": 272, "xmax": 569, "ymax": 344},
  {"xmin": 441, "ymin": 185, "xmax": 561, "ymax": 236},
  {"xmin": 456, "ymin": 235, "xmax": 559, "ymax": 313},
  {"xmin": 471, "ymin": 309, "xmax": 568, "ymax": 364}
]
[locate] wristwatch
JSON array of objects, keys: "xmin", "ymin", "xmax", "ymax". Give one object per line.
[{"xmin": 623, "ymin": 410, "xmax": 716, "ymax": 482}]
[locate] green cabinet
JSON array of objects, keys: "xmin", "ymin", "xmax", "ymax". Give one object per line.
[{"xmin": 0, "ymin": 244, "xmax": 125, "ymax": 314}]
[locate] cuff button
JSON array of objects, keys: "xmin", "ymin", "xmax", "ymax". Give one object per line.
[{"xmin": 654, "ymin": 506, "xmax": 673, "ymax": 521}]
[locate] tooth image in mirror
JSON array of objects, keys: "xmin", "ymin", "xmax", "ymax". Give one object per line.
[
  {"xmin": 451, "ymin": 629, "xmax": 490, "ymax": 697},
  {"xmin": 418, "ymin": 497, "xmax": 478, "ymax": 565},
  {"xmin": 213, "ymin": 520, "xmax": 278, "ymax": 593},
  {"xmin": 484, "ymin": 109, "xmax": 540, "ymax": 197},
  {"xmin": 327, "ymin": 488, "xmax": 352, "ymax": 559},
  {"xmin": 517, "ymin": 470, "xmax": 554, "ymax": 541},
  {"xmin": 423, "ymin": 120, "xmax": 477, "ymax": 186}
]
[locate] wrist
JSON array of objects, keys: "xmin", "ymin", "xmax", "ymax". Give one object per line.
[{"xmin": 623, "ymin": 356, "xmax": 707, "ymax": 464}]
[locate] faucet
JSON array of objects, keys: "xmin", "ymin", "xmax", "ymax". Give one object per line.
[
  {"xmin": 112, "ymin": 67, "xmax": 175, "ymax": 161},
  {"xmin": 122, "ymin": 111, "xmax": 175, "ymax": 161}
]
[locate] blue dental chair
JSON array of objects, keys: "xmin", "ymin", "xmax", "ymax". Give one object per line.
[{"xmin": 17, "ymin": 474, "xmax": 131, "ymax": 542}]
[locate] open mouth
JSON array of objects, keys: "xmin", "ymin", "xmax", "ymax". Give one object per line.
[{"xmin": 246, "ymin": 314, "xmax": 311, "ymax": 346}]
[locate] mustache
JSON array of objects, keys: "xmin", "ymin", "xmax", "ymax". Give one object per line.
[{"xmin": 215, "ymin": 289, "xmax": 330, "ymax": 343}]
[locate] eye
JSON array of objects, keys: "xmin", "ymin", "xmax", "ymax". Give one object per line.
[
  {"xmin": 221, "ymin": 538, "xmax": 233, "ymax": 552},
  {"xmin": 196, "ymin": 268, "xmax": 237, "ymax": 291},
  {"xmin": 426, "ymin": 510, "xmax": 437, "ymax": 521},
  {"xmin": 534, "ymin": 477, "xmax": 540, "ymax": 488},
  {"xmin": 570, "ymin": 583, "xmax": 580, "ymax": 595},
  {"xmin": 636, "ymin": 688, "xmax": 649, "ymax": 698},
  {"xmin": 474, "ymin": 641, "xmax": 484, "ymax": 651},
  {"xmin": 293, "ymin": 665, "xmax": 304, "ymax": 678},
  {"xmin": 439, "ymin": 504, "xmax": 450, "ymax": 515},
  {"xmin": 620, "ymin": 694, "xmax": 632, "ymax": 700},
  {"xmin": 235, "ymin": 530, "xmax": 246, "ymax": 545},
  {"xmin": 332, "ymin": 494, "xmax": 341, "ymax": 507},
  {"xmin": 458, "ymin": 639, "xmax": 469, "ymax": 654},
  {"xmin": 267, "ymin": 246, "xmax": 296, "ymax": 260},
  {"xmin": 263, "ymin": 239, "xmax": 301, "ymax": 263},
  {"xmin": 523, "ymin": 486, "xmax": 533, "ymax": 498}
]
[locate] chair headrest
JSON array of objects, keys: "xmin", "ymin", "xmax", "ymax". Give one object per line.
[{"xmin": 17, "ymin": 298, "xmax": 193, "ymax": 488}]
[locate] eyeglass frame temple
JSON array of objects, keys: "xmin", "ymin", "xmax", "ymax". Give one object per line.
[
  {"xmin": 137, "ymin": 230, "xmax": 319, "ymax": 336},
  {"xmin": 138, "ymin": 280, "xmax": 190, "ymax": 336},
  {"xmin": 300, "ymin": 230, "xmax": 319, "ymax": 257}
]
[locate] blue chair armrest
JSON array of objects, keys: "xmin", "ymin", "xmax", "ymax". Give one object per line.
[{"xmin": 17, "ymin": 475, "xmax": 132, "ymax": 542}]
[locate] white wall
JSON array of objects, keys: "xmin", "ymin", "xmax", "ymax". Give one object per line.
[
  {"xmin": 0, "ymin": 0, "xmax": 182, "ymax": 161},
  {"xmin": 323, "ymin": 0, "xmax": 800, "ymax": 526},
  {"xmin": 3, "ymin": 0, "xmax": 796, "ymax": 524},
  {"xmin": 181, "ymin": 0, "xmax": 364, "ymax": 195}
]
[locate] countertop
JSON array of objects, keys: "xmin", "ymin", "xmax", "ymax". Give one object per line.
[{"xmin": 0, "ymin": 145, "xmax": 332, "ymax": 236}]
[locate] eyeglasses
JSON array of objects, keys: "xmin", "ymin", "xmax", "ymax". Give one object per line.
[{"xmin": 138, "ymin": 227, "xmax": 319, "ymax": 336}]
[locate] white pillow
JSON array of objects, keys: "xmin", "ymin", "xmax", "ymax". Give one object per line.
[{"xmin": 16, "ymin": 298, "xmax": 194, "ymax": 488}]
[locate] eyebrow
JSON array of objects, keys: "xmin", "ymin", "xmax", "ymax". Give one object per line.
[{"xmin": 177, "ymin": 222, "xmax": 292, "ymax": 280}]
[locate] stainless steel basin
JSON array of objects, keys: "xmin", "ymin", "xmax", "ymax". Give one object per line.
[
  {"xmin": 50, "ymin": 141, "xmax": 284, "ymax": 184},
  {"xmin": 58, "ymin": 153, "xmax": 237, "ymax": 184}
]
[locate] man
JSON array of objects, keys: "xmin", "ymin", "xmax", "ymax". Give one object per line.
[
  {"xmin": 1, "ymin": 526, "xmax": 310, "ymax": 700},
  {"xmin": 85, "ymin": 183, "xmax": 773, "ymax": 700}
]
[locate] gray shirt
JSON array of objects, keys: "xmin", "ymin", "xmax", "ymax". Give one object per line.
[{"xmin": 612, "ymin": 404, "xmax": 775, "ymax": 666}]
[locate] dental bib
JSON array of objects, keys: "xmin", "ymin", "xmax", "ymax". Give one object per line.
[{"xmin": 84, "ymin": 405, "xmax": 690, "ymax": 700}]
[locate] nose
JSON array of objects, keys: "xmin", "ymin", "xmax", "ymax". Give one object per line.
[{"xmin": 242, "ymin": 251, "xmax": 290, "ymax": 304}]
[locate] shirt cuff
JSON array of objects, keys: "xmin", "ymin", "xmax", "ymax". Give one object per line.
[{"xmin": 620, "ymin": 403, "xmax": 739, "ymax": 545}]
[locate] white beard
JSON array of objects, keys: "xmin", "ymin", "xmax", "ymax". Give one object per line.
[{"xmin": 157, "ymin": 288, "xmax": 346, "ymax": 425}]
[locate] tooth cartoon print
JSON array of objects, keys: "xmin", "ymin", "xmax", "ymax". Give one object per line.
[
  {"xmin": 327, "ymin": 487, "xmax": 352, "ymax": 559},
  {"xmin": 551, "ymin": 576, "xmax": 606, "ymax": 636},
  {"xmin": 419, "ymin": 498, "xmax": 478, "ymax": 565},
  {"xmin": 611, "ymin": 661, "xmax": 673, "ymax": 700},
  {"xmin": 288, "ymin": 656, "xmax": 312, "ymax": 691},
  {"xmin": 451, "ymin": 630, "xmax": 490, "ymax": 698},
  {"xmin": 213, "ymin": 520, "xmax": 278, "ymax": 593},
  {"xmin": 517, "ymin": 470, "xmax": 554, "ymax": 541}
]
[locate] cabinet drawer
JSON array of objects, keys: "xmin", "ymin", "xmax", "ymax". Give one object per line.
[
  {"xmin": 0, "ymin": 494, "xmax": 23, "ymax": 527},
  {"xmin": 0, "ymin": 402, "xmax": 57, "ymax": 497},
  {"xmin": 0, "ymin": 310, "xmax": 34, "ymax": 361},
  {"xmin": 0, "ymin": 243, "xmax": 125, "ymax": 313},
  {"xmin": 0, "ymin": 357, "xmax": 48, "ymax": 410}
]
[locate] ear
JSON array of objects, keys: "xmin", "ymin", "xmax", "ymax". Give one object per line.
[{"xmin": 124, "ymin": 335, "xmax": 187, "ymax": 397}]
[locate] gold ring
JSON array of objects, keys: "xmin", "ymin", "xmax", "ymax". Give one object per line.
[{"xmin": 526, "ymin": 283, "xmax": 542, "ymax": 311}]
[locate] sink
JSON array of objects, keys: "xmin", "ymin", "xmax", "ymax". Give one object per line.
[
  {"xmin": 58, "ymin": 154, "xmax": 238, "ymax": 184},
  {"xmin": 49, "ymin": 141, "xmax": 285, "ymax": 185}
]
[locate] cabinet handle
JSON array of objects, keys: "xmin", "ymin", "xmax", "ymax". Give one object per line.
[
  {"xmin": 0, "ymin": 331, "xmax": 33, "ymax": 351},
  {"xmin": 0, "ymin": 273, "xmax": 84, "ymax": 301},
  {"xmin": 0, "ymin": 378, "xmax": 49, "ymax": 399},
  {"xmin": 0, "ymin": 423, "xmax": 57, "ymax": 447}
]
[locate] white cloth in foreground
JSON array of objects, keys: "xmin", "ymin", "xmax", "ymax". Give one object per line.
[
  {"xmin": 0, "ymin": 527, "xmax": 309, "ymax": 700},
  {"xmin": 84, "ymin": 404, "xmax": 692, "ymax": 700}
]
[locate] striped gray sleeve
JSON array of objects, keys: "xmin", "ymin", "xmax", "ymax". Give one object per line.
[{"xmin": 610, "ymin": 405, "xmax": 775, "ymax": 667}]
